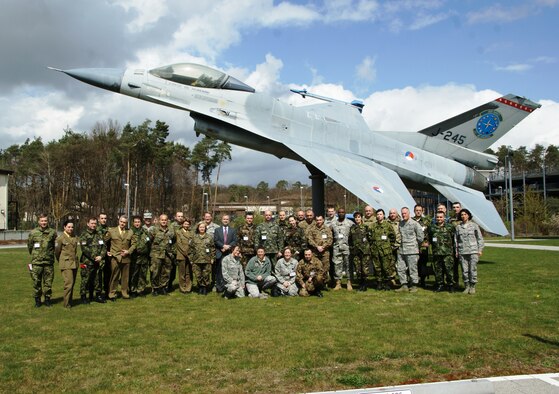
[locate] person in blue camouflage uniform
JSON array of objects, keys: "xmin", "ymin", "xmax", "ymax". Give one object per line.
[
  {"xmin": 331, "ymin": 208, "xmax": 354, "ymax": 291},
  {"xmin": 427, "ymin": 211, "xmax": 456, "ymax": 292},
  {"xmin": 79, "ymin": 217, "xmax": 107, "ymax": 303},
  {"xmin": 221, "ymin": 245, "xmax": 245, "ymax": 299},
  {"xmin": 396, "ymin": 207, "xmax": 424, "ymax": 293},
  {"xmin": 455, "ymin": 208, "xmax": 484, "ymax": 295},
  {"xmin": 348, "ymin": 212, "xmax": 371, "ymax": 291},
  {"xmin": 370, "ymin": 209, "xmax": 398, "ymax": 290},
  {"xmin": 27, "ymin": 214, "xmax": 57, "ymax": 307},
  {"xmin": 283, "ymin": 216, "xmax": 307, "ymax": 261},
  {"xmin": 130, "ymin": 215, "xmax": 151, "ymax": 297}
]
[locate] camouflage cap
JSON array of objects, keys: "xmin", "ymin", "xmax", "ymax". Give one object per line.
[{"xmin": 143, "ymin": 211, "xmax": 152, "ymax": 219}]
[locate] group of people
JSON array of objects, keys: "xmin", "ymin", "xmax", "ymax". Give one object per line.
[{"xmin": 27, "ymin": 201, "xmax": 484, "ymax": 308}]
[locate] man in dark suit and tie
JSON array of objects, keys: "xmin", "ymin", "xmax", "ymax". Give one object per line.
[{"xmin": 214, "ymin": 214, "xmax": 237, "ymax": 293}]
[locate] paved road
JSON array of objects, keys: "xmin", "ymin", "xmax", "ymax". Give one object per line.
[{"xmin": 309, "ymin": 373, "xmax": 559, "ymax": 394}]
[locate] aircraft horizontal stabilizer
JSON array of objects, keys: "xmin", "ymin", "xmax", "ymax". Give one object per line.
[
  {"xmin": 430, "ymin": 183, "xmax": 508, "ymax": 236},
  {"xmin": 287, "ymin": 145, "xmax": 416, "ymax": 212}
]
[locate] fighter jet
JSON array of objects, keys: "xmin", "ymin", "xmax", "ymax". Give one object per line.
[{"xmin": 50, "ymin": 63, "xmax": 541, "ymax": 235}]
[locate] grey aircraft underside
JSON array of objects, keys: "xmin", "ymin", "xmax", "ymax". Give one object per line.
[{"xmin": 50, "ymin": 63, "xmax": 541, "ymax": 236}]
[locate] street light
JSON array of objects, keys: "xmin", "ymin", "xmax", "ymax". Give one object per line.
[
  {"xmin": 124, "ymin": 183, "xmax": 130, "ymax": 227},
  {"xmin": 344, "ymin": 193, "xmax": 347, "ymax": 211},
  {"xmin": 244, "ymin": 195, "xmax": 248, "ymax": 212},
  {"xmin": 300, "ymin": 186, "xmax": 303, "ymax": 209},
  {"xmin": 203, "ymin": 192, "xmax": 209, "ymax": 213},
  {"xmin": 266, "ymin": 195, "xmax": 270, "ymax": 210}
]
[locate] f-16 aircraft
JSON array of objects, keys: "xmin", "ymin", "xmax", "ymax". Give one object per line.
[{"xmin": 50, "ymin": 63, "xmax": 541, "ymax": 235}]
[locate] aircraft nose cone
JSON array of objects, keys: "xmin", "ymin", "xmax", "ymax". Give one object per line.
[{"xmin": 59, "ymin": 68, "xmax": 124, "ymax": 93}]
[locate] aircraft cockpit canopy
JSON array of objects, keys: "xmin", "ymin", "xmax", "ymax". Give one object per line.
[{"xmin": 149, "ymin": 63, "xmax": 255, "ymax": 93}]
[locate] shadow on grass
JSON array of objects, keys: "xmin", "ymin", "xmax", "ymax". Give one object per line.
[
  {"xmin": 523, "ymin": 334, "xmax": 559, "ymax": 347},
  {"xmin": 478, "ymin": 260, "xmax": 496, "ymax": 265}
]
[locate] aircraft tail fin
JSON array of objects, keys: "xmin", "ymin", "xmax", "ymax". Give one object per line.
[{"xmin": 418, "ymin": 94, "xmax": 540, "ymax": 152}]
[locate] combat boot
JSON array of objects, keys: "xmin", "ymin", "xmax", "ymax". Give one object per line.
[
  {"xmin": 299, "ymin": 288, "xmax": 309, "ymax": 297},
  {"xmin": 81, "ymin": 295, "xmax": 90, "ymax": 305},
  {"xmin": 44, "ymin": 296, "xmax": 52, "ymax": 307},
  {"xmin": 34, "ymin": 297, "xmax": 42, "ymax": 308},
  {"xmin": 395, "ymin": 284, "xmax": 408, "ymax": 293},
  {"xmin": 346, "ymin": 280, "xmax": 353, "ymax": 291},
  {"xmin": 375, "ymin": 281, "xmax": 383, "ymax": 291},
  {"xmin": 409, "ymin": 286, "xmax": 418, "ymax": 293},
  {"xmin": 462, "ymin": 285, "xmax": 470, "ymax": 294},
  {"xmin": 333, "ymin": 280, "xmax": 342, "ymax": 291},
  {"xmin": 434, "ymin": 284, "xmax": 444, "ymax": 292},
  {"xmin": 360, "ymin": 280, "xmax": 368, "ymax": 292},
  {"xmin": 469, "ymin": 285, "xmax": 476, "ymax": 294}
]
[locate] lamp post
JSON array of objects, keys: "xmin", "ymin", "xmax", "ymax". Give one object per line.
[
  {"xmin": 507, "ymin": 148, "xmax": 514, "ymax": 241},
  {"xmin": 203, "ymin": 192, "xmax": 209, "ymax": 213},
  {"xmin": 300, "ymin": 186, "xmax": 303, "ymax": 209},
  {"xmin": 344, "ymin": 193, "xmax": 347, "ymax": 211},
  {"xmin": 124, "ymin": 183, "xmax": 130, "ymax": 228},
  {"xmin": 244, "ymin": 195, "xmax": 248, "ymax": 212},
  {"xmin": 266, "ymin": 195, "xmax": 270, "ymax": 210},
  {"xmin": 542, "ymin": 147, "xmax": 547, "ymax": 205}
]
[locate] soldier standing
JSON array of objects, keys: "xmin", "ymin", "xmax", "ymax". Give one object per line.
[
  {"xmin": 427, "ymin": 212, "xmax": 456, "ymax": 292},
  {"xmin": 387, "ymin": 208, "xmax": 402, "ymax": 278},
  {"xmin": 148, "ymin": 214, "xmax": 175, "ymax": 296},
  {"xmin": 55, "ymin": 220, "xmax": 79, "ymax": 308},
  {"xmin": 455, "ymin": 209, "xmax": 484, "ymax": 295},
  {"xmin": 306, "ymin": 215, "xmax": 333, "ymax": 288},
  {"xmin": 167, "ymin": 211, "xmax": 185, "ymax": 292},
  {"xmin": 324, "ymin": 206, "xmax": 336, "ymax": 227},
  {"xmin": 175, "ymin": 218, "xmax": 193, "ymax": 294},
  {"xmin": 296, "ymin": 249, "xmax": 324, "ymax": 297},
  {"xmin": 412, "ymin": 204, "xmax": 431, "ymax": 288},
  {"xmin": 363, "ymin": 205, "xmax": 377, "ymax": 227},
  {"xmin": 331, "ymin": 208, "xmax": 354, "ymax": 291},
  {"xmin": 97, "ymin": 212, "xmax": 111, "ymax": 297},
  {"xmin": 104, "ymin": 215, "xmax": 136, "ymax": 301},
  {"xmin": 201, "ymin": 211, "xmax": 219, "ymax": 238},
  {"xmin": 277, "ymin": 210, "xmax": 288, "ymax": 231},
  {"xmin": 189, "ymin": 222, "xmax": 215, "ymax": 295},
  {"xmin": 130, "ymin": 215, "xmax": 151, "ymax": 297},
  {"xmin": 348, "ymin": 212, "xmax": 371, "ymax": 291},
  {"xmin": 395, "ymin": 207, "xmax": 424, "ymax": 293},
  {"xmin": 449, "ymin": 201, "xmax": 462, "ymax": 287},
  {"xmin": 142, "ymin": 211, "xmax": 153, "ymax": 231},
  {"xmin": 79, "ymin": 217, "xmax": 107, "ymax": 304},
  {"xmin": 254, "ymin": 210, "xmax": 283, "ymax": 267},
  {"xmin": 283, "ymin": 216, "xmax": 307, "ymax": 260},
  {"xmin": 27, "ymin": 213, "xmax": 57, "ymax": 307},
  {"xmin": 237, "ymin": 213, "xmax": 256, "ymax": 269},
  {"xmin": 298, "ymin": 209, "xmax": 315, "ymax": 233},
  {"xmin": 370, "ymin": 209, "xmax": 397, "ymax": 290}
]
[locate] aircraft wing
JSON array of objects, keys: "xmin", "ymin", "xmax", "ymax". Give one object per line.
[
  {"xmin": 430, "ymin": 183, "xmax": 508, "ymax": 236},
  {"xmin": 287, "ymin": 145, "xmax": 416, "ymax": 212}
]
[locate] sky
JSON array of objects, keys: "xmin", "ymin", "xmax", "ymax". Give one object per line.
[{"xmin": 1, "ymin": 0, "xmax": 558, "ymax": 187}]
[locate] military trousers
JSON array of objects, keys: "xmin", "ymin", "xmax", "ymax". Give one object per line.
[
  {"xmin": 150, "ymin": 256, "xmax": 172, "ymax": 291},
  {"xmin": 371, "ymin": 250, "xmax": 396, "ymax": 282},
  {"xmin": 315, "ymin": 251, "xmax": 330, "ymax": 284},
  {"xmin": 192, "ymin": 262, "xmax": 212, "ymax": 287},
  {"xmin": 418, "ymin": 248, "xmax": 430, "ymax": 282},
  {"xmin": 80, "ymin": 263, "xmax": 96, "ymax": 296},
  {"xmin": 246, "ymin": 276, "xmax": 276, "ymax": 298},
  {"xmin": 224, "ymin": 280, "xmax": 245, "ymax": 298},
  {"xmin": 459, "ymin": 254, "xmax": 479, "ymax": 286},
  {"xmin": 352, "ymin": 253, "xmax": 370, "ymax": 282},
  {"xmin": 30, "ymin": 263, "xmax": 54, "ymax": 298},
  {"xmin": 94, "ymin": 261, "xmax": 105, "ymax": 295},
  {"xmin": 177, "ymin": 258, "xmax": 193, "ymax": 293},
  {"xmin": 332, "ymin": 247, "xmax": 351, "ymax": 280},
  {"xmin": 109, "ymin": 258, "xmax": 130, "ymax": 299},
  {"xmin": 275, "ymin": 281, "xmax": 298, "ymax": 296},
  {"xmin": 298, "ymin": 276, "xmax": 324, "ymax": 296},
  {"xmin": 61, "ymin": 268, "xmax": 77, "ymax": 308},
  {"xmin": 433, "ymin": 255, "xmax": 454, "ymax": 286},
  {"xmin": 396, "ymin": 253, "xmax": 419, "ymax": 286},
  {"xmin": 130, "ymin": 254, "xmax": 150, "ymax": 294}
]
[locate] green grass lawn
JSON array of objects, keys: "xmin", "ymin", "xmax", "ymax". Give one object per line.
[
  {"xmin": 1, "ymin": 247, "xmax": 558, "ymax": 393},
  {"xmin": 485, "ymin": 238, "xmax": 559, "ymax": 247}
]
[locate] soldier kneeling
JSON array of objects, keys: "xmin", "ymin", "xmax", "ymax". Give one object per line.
[{"xmin": 296, "ymin": 249, "xmax": 325, "ymax": 298}]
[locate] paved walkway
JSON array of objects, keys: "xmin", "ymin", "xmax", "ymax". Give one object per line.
[
  {"xmin": 309, "ymin": 373, "xmax": 559, "ymax": 394},
  {"xmin": 485, "ymin": 243, "xmax": 559, "ymax": 251}
]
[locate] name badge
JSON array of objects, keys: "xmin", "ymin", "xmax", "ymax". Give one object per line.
[
  {"xmin": 98, "ymin": 240, "xmax": 104, "ymax": 245},
  {"xmin": 243, "ymin": 236, "xmax": 248, "ymax": 241},
  {"xmin": 168, "ymin": 240, "xmax": 173, "ymax": 244},
  {"xmin": 362, "ymin": 238, "xmax": 367, "ymax": 242},
  {"xmin": 321, "ymin": 234, "xmax": 327, "ymax": 239},
  {"xmin": 381, "ymin": 235, "xmax": 387, "ymax": 240},
  {"xmin": 290, "ymin": 272, "xmax": 295, "ymax": 277},
  {"xmin": 261, "ymin": 235, "xmax": 267, "ymax": 240},
  {"xmin": 205, "ymin": 248, "xmax": 210, "ymax": 253},
  {"xmin": 34, "ymin": 242, "xmax": 40, "ymax": 249},
  {"xmin": 310, "ymin": 271, "xmax": 315, "ymax": 276},
  {"xmin": 146, "ymin": 237, "xmax": 150, "ymax": 241},
  {"xmin": 338, "ymin": 234, "xmax": 344, "ymax": 239},
  {"xmin": 432, "ymin": 237, "xmax": 438, "ymax": 242}
]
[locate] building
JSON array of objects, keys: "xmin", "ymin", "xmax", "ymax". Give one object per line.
[{"xmin": 0, "ymin": 169, "xmax": 14, "ymax": 230}]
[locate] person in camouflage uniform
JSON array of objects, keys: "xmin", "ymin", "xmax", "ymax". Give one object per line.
[
  {"xmin": 370, "ymin": 209, "xmax": 397, "ymax": 290},
  {"xmin": 331, "ymin": 208, "xmax": 354, "ymax": 291},
  {"xmin": 188, "ymin": 222, "xmax": 215, "ymax": 295},
  {"xmin": 245, "ymin": 247, "xmax": 276, "ymax": 299},
  {"xmin": 396, "ymin": 207, "xmax": 424, "ymax": 293},
  {"xmin": 148, "ymin": 214, "xmax": 176, "ymax": 296},
  {"xmin": 455, "ymin": 208, "xmax": 484, "ymax": 295},
  {"xmin": 237, "ymin": 213, "xmax": 256, "ymax": 269},
  {"xmin": 324, "ymin": 206, "xmax": 336, "ymax": 227},
  {"xmin": 79, "ymin": 217, "xmax": 107, "ymax": 304},
  {"xmin": 27, "ymin": 213, "xmax": 57, "ymax": 307},
  {"xmin": 175, "ymin": 218, "xmax": 193, "ymax": 294},
  {"xmin": 306, "ymin": 215, "xmax": 333, "ymax": 287},
  {"xmin": 283, "ymin": 216, "xmax": 307, "ymax": 261},
  {"xmin": 296, "ymin": 249, "xmax": 324, "ymax": 297},
  {"xmin": 427, "ymin": 212, "xmax": 456, "ymax": 292},
  {"xmin": 348, "ymin": 212, "xmax": 371, "ymax": 291},
  {"xmin": 221, "ymin": 245, "xmax": 245, "ymax": 299},
  {"xmin": 298, "ymin": 209, "xmax": 315, "ymax": 234},
  {"xmin": 363, "ymin": 205, "xmax": 377, "ymax": 227},
  {"xmin": 130, "ymin": 215, "xmax": 151, "ymax": 297},
  {"xmin": 167, "ymin": 211, "xmax": 185, "ymax": 292},
  {"xmin": 273, "ymin": 247, "xmax": 299, "ymax": 296},
  {"xmin": 413, "ymin": 204, "xmax": 431, "ymax": 288},
  {"xmin": 450, "ymin": 201, "xmax": 462, "ymax": 287},
  {"xmin": 254, "ymin": 210, "xmax": 284, "ymax": 267},
  {"xmin": 387, "ymin": 208, "xmax": 402, "ymax": 280},
  {"xmin": 97, "ymin": 212, "xmax": 111, "ymax": 296},
  {"xmin": 277, "ymin": 210, "xmax": 288, "ymax": 231}
]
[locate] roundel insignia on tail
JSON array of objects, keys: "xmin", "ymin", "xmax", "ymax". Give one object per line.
[
  {"xmin": 404, "ymin": 151, "xmax": 415, "ymax": 160},
  {"xmin": 474, "ymin": 110, "xmax": 502, "ymax": 139},
  {"xmin": 372, "ymin": 186, "xmax": 383, "ymax": 193}
]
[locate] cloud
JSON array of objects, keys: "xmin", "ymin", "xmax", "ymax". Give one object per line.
[
  {"xmin": 467, "ymin": 3, "xmax": 534, "ymax": 24},
  {"xmin": 323, "ymin": 0, "xmax": 380, "ymax": 22},
  {"xmin": 494, "ymin": 63, "xmax": 533, "ymax": 72},
  {"xmin": 111, "ymin": 0, "xmax": 169, "ymax": 32},
  {"xmin": 355, "ymin": 56, "xmax": 377, "ymax": 83},
  {"xmin": 409, "ymin": 11, "xmax": 452, "ymax": 30}
]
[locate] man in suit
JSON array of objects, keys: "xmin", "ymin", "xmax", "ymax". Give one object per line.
[
  {"xmin": 214, "ymin": 214, "xmax": 237, "ymax": 293},
  {"xmin": 104, "ymin": 215, "xmax": 136, "ymax": 301}
]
